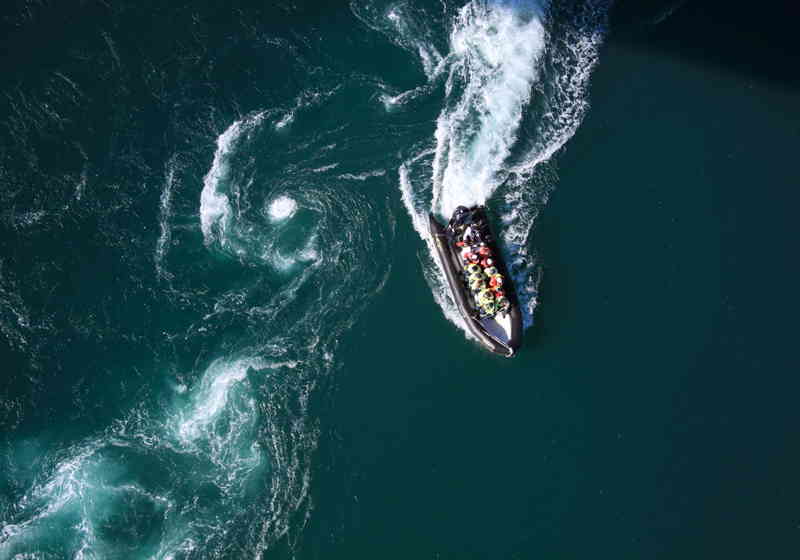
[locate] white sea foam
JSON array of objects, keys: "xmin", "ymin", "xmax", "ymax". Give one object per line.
[
  {"xmin": 266, "ymin": 233, "xmax": 320, "ymax": 272},
  {"xmin": 386, "ymin": 5, "xmax": 445, "ymax": 79},
  {"xmin": 311, "ymin": 163, "xmax": 339, "ymax": 173},
  {"xmin": 0, "ymin": 357, "xmax": 300, "ymax": 558},
  {"xmin": 352, "ymin": 1, "xmax": 446, "ymax": 81},
  {"xmin": 176, "ymin": 358, "xmax": 263, "ymax": 443},
  {"xmin": 275, "ymin": 86, "xmax": 343, "ymax": 131},
  {"xmin": 395, "ymin": 0, "xmax": 609, "ymax": 334},
  {"xmin": 199, "ymin": 112, "xmax": 265, "ymax": 247},
  {"xmin": 337, "ymin": 169, "xmax": 386, "ymax": 181},
  {"xmin": 155, "ymin": 156, "xmax": 178, "ymax": 280},
  {"xmin": 267, "ymin": 196, "xmax": 298, "ymax": 223},
  {"xmin": 432, "ymin": 0, "xmax": 547, "ymax": 218}
]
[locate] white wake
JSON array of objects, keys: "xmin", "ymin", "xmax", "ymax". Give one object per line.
[{"xmin": 390, "ymin": 0, "xmax": 609, "ymax": 331}]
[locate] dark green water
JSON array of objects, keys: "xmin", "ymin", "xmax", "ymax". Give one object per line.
[{"xmin": 2, "ymin": 0, "xmax": 799, "ymax": 558}]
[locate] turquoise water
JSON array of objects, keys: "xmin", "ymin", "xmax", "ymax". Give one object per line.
[{"xmin": 2, "ymin": 0, "xmax": 799, "ymax": 558}]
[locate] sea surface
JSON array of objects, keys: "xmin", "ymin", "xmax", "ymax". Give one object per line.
[{"xmin": 1, "ymin": 0, "xmax": 799, "ymax": 558}]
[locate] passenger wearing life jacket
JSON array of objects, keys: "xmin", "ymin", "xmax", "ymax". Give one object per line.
[
  {"xmin": 469, "ymin": 274, "xmax": 485, "ymax": 292},
  {"xmin": 477, "ymin": 288, "xmax": 494, "ymax": 305},
  {"xmin": 481, "ymin": 300, "xmax": 498, "ymax": 316},
  {"xmin": 478, "ymin": 244, "xmax": 491, "ymax": 258},
  {"xmin": 489, "ymin": 274, "xmax": 503, "ymax": 289},
  {"xmin": 484, "ymin": 266, "xmax": 498, "ymax": 277},
  {"xmin": 465, "ymin": 263, "xmax": 482, "ymax": 276},
  {"xmin": 480, "ymin": 257, "xmax": 494, "ymax": 268}
]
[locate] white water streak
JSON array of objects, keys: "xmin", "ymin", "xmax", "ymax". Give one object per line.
[
  {"xmin": 155, "ymin": 156, "xmax": 178, "ymax": 280},
  {"xmin": 199, "ymin": 112, "xmax": 266, "ymax": 247},
  {"xmin": 433, "ymin": 0, "xmax": 547, "ymax": 218},
  {"xmin": 395, "ymin": 0, "xmax": 608, "ymax": 334}
]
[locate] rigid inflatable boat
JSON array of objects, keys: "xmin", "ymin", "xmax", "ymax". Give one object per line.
[{"xmin": 429, "ymin": 206, "xmax": 522, "ymax": 357}]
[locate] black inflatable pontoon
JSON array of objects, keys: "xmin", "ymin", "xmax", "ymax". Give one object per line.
[{"xmin": 429, "ymin": 206, "xmax": 522, "ymax": 357}]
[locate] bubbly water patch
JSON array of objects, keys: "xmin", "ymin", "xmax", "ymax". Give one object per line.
[
  {"xmin": 0, "ymin": 441, "xmax": 174, "ymax": 559},
  {"xmin": 274, "ymin": 112, "xmax": 294, "ymax": 130},
  {"xmin": 352, "ymin": 0, "xmax": 446, "ymax": 80},
  {"xmin": 0, "ymin": 266, "xmax": 31, "ymax": 352},
  {"xmin": 155, "ymin": 156, "xmax": 179, "ymax": 280},
  {"xmin": 311, "ymin": 163, "xmax": 340, "ymax": 173},
  {"xmin": 268, "ymin": 196, "xmax": 298, "ymax": 222},
  {"xmin": 497, "ymin": 0, "xmax": 610, "ymax": 326},
  {"xmin": 199, "ymin": 112, "xmax": 266, "ymax": 247},
  {"xmin": 176, "ymin": 357, "xmax": 264, "ymax": 444},
  {"xmin": 0, "ymin": 357, "xmax": 304, "ymax": 558},
  {"xmin": 337, "ymin": 169, "xmax": 386, "ymax": 181},
  {"xmin": 379, "ymin": 84, "xmax": 430, "ymax": 111},
  {"xmin": 432, "ymin": 0, "xmax": 547, "ymax": 218},
  {"xmin": 275, "ymin": 86, "xmax": 343, "ymax": 131},
  {"xmin": 11, "ymin": 210, "xmax": 47, "ymax": 229},
  {"xmin": 386, "ymin": 5, "xmax": 445, "ymax": 79},
  {"xmin": 267, "ymin": 235, "xmax": 320, "ymax": 273},
  {"xmin": 3, "ymin": 9, "xmax": 400, "ymax": 559}
]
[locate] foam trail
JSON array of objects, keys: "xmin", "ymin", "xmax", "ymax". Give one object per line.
[
  {"xmin": 199, "ymin": 112, "xmax": 265, "ymax": 247},
  {"xmin": 432, "ymin": 0, "xmax": 548, "ymax": 218},
  {"xmin": 498, "ymin": 0, "xmax": 610, "ymax": 325},
  {"xmin": 176, "ymin": 357, "xmax": 264, "ymax": 444},
  {"xmin": 352, "ymin": 1, "xmax": 445, "ymax": 81},
  {"xmin": 396, "ymin": 0, "xmax": 609, "ymax": 333},
  {"xmin": 0, "ymin": 357, "xmax": 295, "ymax": 558},
  {"xmin": 155, "ymin": 155, "xmax": 178, "ymax": 280}
]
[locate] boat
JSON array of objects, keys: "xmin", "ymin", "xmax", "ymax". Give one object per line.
[{"xmin": 429, "ymin": 205, "xmax": 522, "ymax": 357}]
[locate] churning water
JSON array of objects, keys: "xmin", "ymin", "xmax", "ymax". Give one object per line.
[{"xmin": 0, "ymin": 0, "xmax": 608, "ymax": 557}]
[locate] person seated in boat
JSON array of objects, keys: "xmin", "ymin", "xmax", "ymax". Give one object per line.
[
  {"xmin": 477, "ymin": 284, "xmax": 497, "ymax": 315},
  {"xmin": 469, "ymin": 268, "xmax": 485, "ymax": 289},
  {"xmin": 477, "ymin": 287, "xmax": 494, "ymax": 306},
  {"xmin": 484, "ymin": 266, "xmax": 498, "ymax": 277},
  {"xmin": 481, "ymin": 299, "xmax": 498, "ymax": 316},
  {"xmin": 481, "ymin": 256, "xmax": 494, "ymax": 268},
  {"xmin": 470, "ymin": 276, "xmax": 485, "ymax": 293},
  {"xmin": 489, "ymin": 274, "xmax": 503, "ymax": 289},
  {"xmin": 465, "ymin": 263, "xmax": 482, "ymax": 286},
  {"xmin": 477, "ymin": 244, "xmax": 491, "ymax": 257}
]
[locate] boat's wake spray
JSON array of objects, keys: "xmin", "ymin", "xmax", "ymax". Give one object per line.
[{"xmin": 390, "ymin": 0, "xmax": 609, "ymax": 333}]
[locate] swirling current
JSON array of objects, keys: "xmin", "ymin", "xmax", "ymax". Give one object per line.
[{"xmin": 1, "ymin": 0, "xmax": 609, "ymax": 557}]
